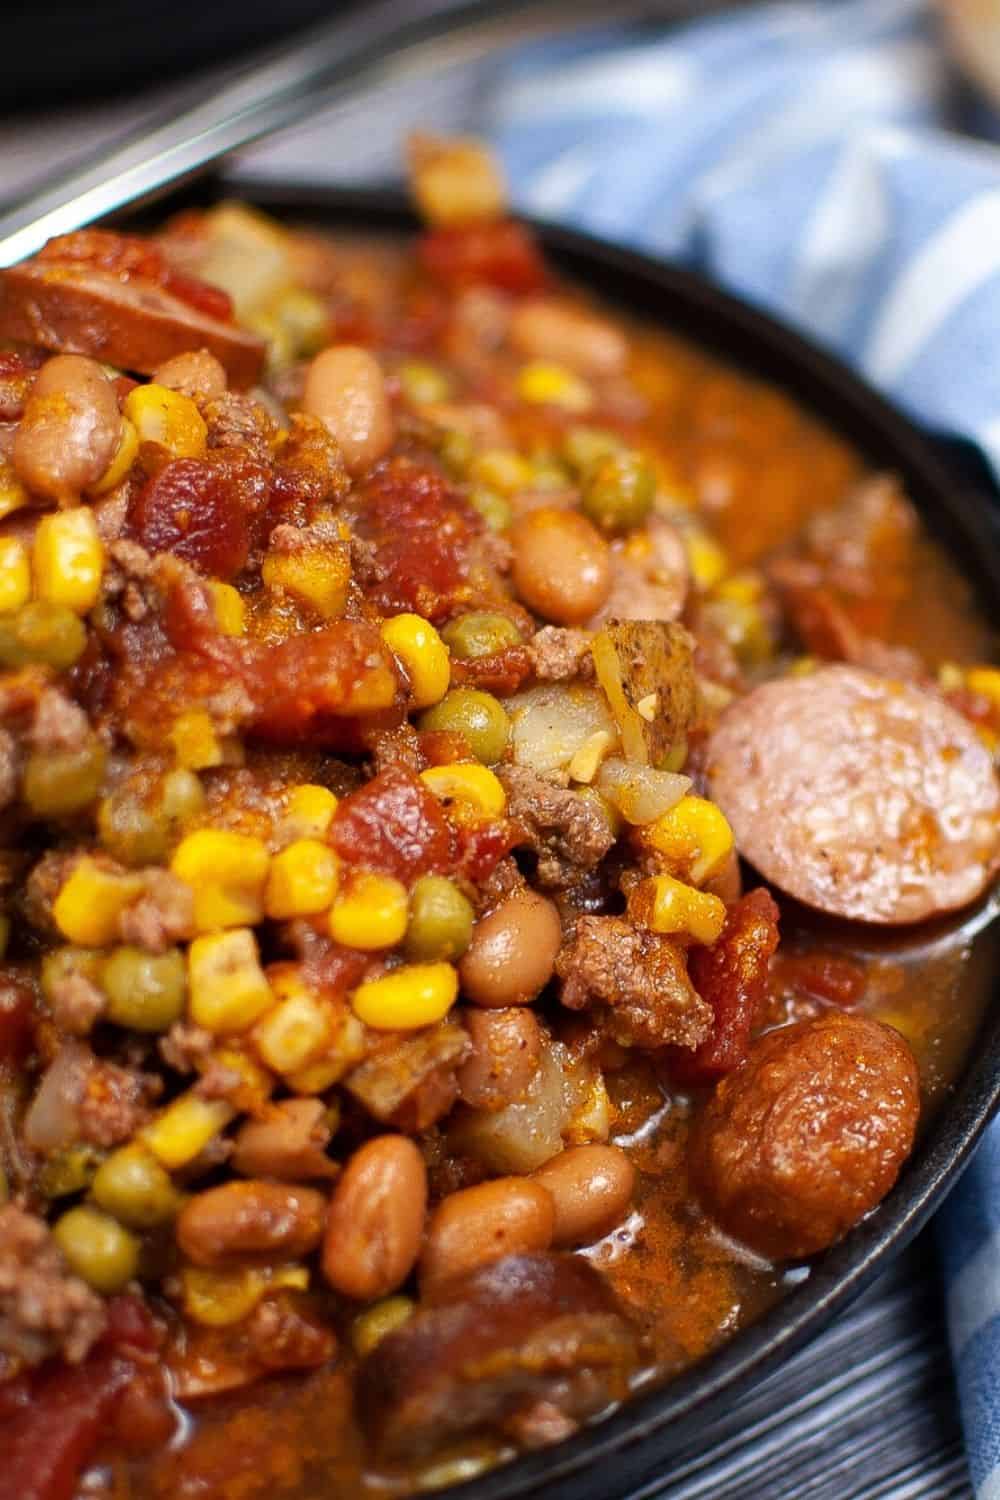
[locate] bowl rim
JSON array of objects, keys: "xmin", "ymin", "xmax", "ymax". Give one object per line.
[{"xmin": 137, "ymin": 177, "xmax": 1000, "ymax": 1498}]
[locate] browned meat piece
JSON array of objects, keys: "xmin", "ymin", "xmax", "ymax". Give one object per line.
[
  {"xmin": 360, "ymin": 1252, "xmax": 640, "ymax": 1459},
  {"xmin": 159, "ymin": 1021, "xmax": 214, "ymax": 1073},
  {"xmin": 344, "ymin": 1023, "xmax": 470, "ymax": 1132},
  {"xmin": 202, "ymin": 391, "xmax": 277, "ymax": 464},
  {"xmin": 0, "ymin": 1203, "xmax": 106, "ymax": 1366},
  {"xmin": 77, "ymin": 1059, "xmax": 161, "ymax": 1148},
  {"xmin": 30, "ymin": 686, "xmax": 90, "ymax": 753},
  {"xmin": 706, "ymin": 665, "xmax": 1000, "ymax": 924},
  {"xmin": 500, "ymin": 765, "xmax": 616, "ymax": 888},
  {"xmin": 528, "ymin": 626, "xmax": 595, "ymax": 682},
  {"xmin": 46, "ymin": 969, "xmax": 106, "ymax": 1036},
  {"xmin": 365, "ymin": 722, "xmax": 425, "ymax": 777},
  {"xmin": 118, "ymin": 870, "xmax": 195, "ymax": 953},
  {"xmin": 0, "ymin": 262, "xmax": 264, "ymax": 386},
  {"xmin": 557, "ymin": 914, "xmax": 711, "ymax": 1050},
  {"xmin": 0, "ymin": 728, "xmax": 18, "ymax": 812},
  {"xmin": 690, "ymin": 1012, "xmax": 920, "ymax": 1259}
]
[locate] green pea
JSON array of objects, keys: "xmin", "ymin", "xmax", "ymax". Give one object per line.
[
  {"xmin": 92, "ymin": 1145, "xmax": 181, "ymax": 1229},
  {"xmin": 23, "ymin": 739, "xmax": 107, "ymax": 819},
  {"xmin": 562, "ymin": 426, "xmax": 622, "ymax": 475},
  {"xmin": 98, "ymin": 788, "xmax": 169, "ymax": 867},
  {"xmin": 419, "ymin": 688, "xmax": 510, "ymax": 765},
  {"xmin": 580, "ymin": 450, "xmax": 656, "ymax": 533},
  {"xmin": 469, "ymin": 449, "xmax": 533, "ymax": 495},
  {"xmin": 439, "ymin": 428, "xmax": 474, "ymax": 477},
  {"xmin": 52, "ymin": 1204, "xmax": 140, "ymax": 1293},
  {"xmin": 405, "ymin": 875, "xmax": 475, "ymax": 962},
  {"xmin": 0, "ymin": 602, "xmax": 87, "ymax": 671},
  {"xmin": 101, "ymin": 946, "xmax": 186, "ymax": 1032},
  {"xmin": 440, "ymin": 612, "xmax": 522, "ymax": 661},
  {"xmin": 398, "ymin": 361, "xmax": 452, "ymax": 405},
  {"xmin": 467, "ymin": 486, "xmax": 512, "ymax": 533},
  {"xmin": 38, "ymin": 1144, "xmax": 104, "ymax": 1199}
]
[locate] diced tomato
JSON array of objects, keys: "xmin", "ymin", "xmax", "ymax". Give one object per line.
[
  {"xmin": 452, "ymin": 819, "xmax": 519, "ymax": 884},
  {"xmin": 419, "ymin": 220, "xmax": 548, "ymax": 294},
  {"xmin": 449, "ymin": 645, "xmax": 533, "ymax": 697},
  {"xmin": 353, "ymin": 458, "xmax": 479, "ymax": 622},
  {"xmin": 772, "ymin": 950, "xmax": 866, "ymax": 1008},
  {"xmin": 0, "ymin": 979, "xmax": 34, "ymax": 1064},
  {"xmin": 1, "ymin": 1353, "xmax": 133, "ymax": 1500},
  {"xmin": 247, "ymin": 623, "xmax": 401, "ymax": 744},
  {"xmin": 129, "ymin": 456, "xmax": 268, "ymax": 579},
  {"xmin": 665, "ymin": 888, "xmax": 780, "ymax": 1086},
  {"xmin": 330, "ymin": 765, "xmax": 453, "ymax": 882}
]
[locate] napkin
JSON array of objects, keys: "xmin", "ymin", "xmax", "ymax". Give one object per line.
[{"xmin": 478, "ymin": 2, "xmax": 1000, "ymax": 1493}]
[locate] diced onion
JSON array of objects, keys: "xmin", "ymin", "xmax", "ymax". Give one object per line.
[
  {"xmin": 595, "ymin": 757, "xmax": 690, "ymax": 825},
  {"xmin": 23, "ymin": 1041, "xmax": 94, "ymax": 1152},
  {"xmin": 507, "ymin": 684, "xmax": 617, "ymax": 775}
]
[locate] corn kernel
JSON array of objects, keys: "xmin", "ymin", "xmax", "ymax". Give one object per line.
[
  {"xmin": 252, "ymin": 970, "xmax": 334, "ymax": 1074},
  {"xmin": 265, "ymin": 839, "xmax": 340, "ymax": 920},
  {"xmin": 53, "ymin": 859, "xmax": 144, "ymax": 947},
  {"xmin": 88, "ymin": 418, "xmax": 139, "ymax": 496},
  {"xmin": 33, "ymin": 507, "xmax": 104, "ymax": 614},
  {"xmin": 283, "ymin": 783, "xmax": 338, "ymax": 840},
  {"xmin": 684, "ymin": 528, "xmax": 729, "ymax": 591},
  {"xmin": 141, "ymin": 1092, "xmax": 235, "ymax": 1170},
  {"xmin": 516, "ymin": 361, "xmax": 592, "ymax": 413},
  {"xmin": 714, "ymin": 569, "xmax": 763, "ymax": 607},
  {"xmin": 420, "ymin": 763, "xmax": 506, "ymax": 820},
  {"xmin": 182, "ymin": 1264, "xmax": 309, "ymax": 1328},
  {"xmin": 967, "ymin": 667, "xmax": 1000, "ymax": 710},
  {"xmin": 0, "ymin": 537, "xmax": 31, "ymax": 614},
  {"xmin": 261, "ymin": 544, "xmax": 351, "ymax": 620},
  {"xmin": 169, "ymin": 710, "xmax": 225, "ymax": 771},
  {"xmin": 0, "ymin": 461, "xmax": 30, "ymax": 520},
  {"xmin": 287, "ymin": 1011, "xmax": 366, "ymax": 1094},
  {"xmin": 271, "ymin": 287, "xmax": 330, "ymax": 358},
  {"xmin": 938, "ymin": 661, "xmax": 964, "ymax": 693},
  {"xmin": 188, "ymin": 928, "xmax": 273, "ymax": 1034},
  {"xmin": 328, "ymin": 871, "xmax": 409, "ymax": 951},
  {"xmin": 209, "ymin": 581, "xmax": 246, "ymax": 637},
  {"xmin": 643, "ymin": 795, "xmax": 734, "ymax": 886},
  {"xmin": 171, "ymin": 830, "xmax": 270, "ymax": 931},
  {"xmin": 381, "ymin": 613, "xmax": 450, "ymax": 710},
  {"xmin": 468, "ymin": 449, "xmax": 535, "ymax": 495},
  {"xmin": 351, "ymin": 962, "xmax": 458, "ymax": 1031},
  {"xmin": 351, "ymin": 1295, "xmax": 415, "ymax": 1356},
  {"xmin": 201, "ymin": 1046, "xmax": 273, "ymax": 1113},
  {"xmin": 123, "ymin": 383, "xmax": 207, "ymax": 461},
  {"xmin": 635, "ymin": 873, "xmax": 726, "ymax": 945}
]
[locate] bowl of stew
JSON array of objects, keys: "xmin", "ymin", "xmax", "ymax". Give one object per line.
[{"xmin": 0, "ymin": 135, "xmax": 998, "ymax": 1500}]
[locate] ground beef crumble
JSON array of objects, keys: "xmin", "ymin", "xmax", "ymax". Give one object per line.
[
  {"xmin": 500, "ymin": 765, "xmax": 615, "ymax": 888},
  {"xmin": 0, "ymin": 1203, "xmax": 106, "ymax": 1367},
  {"xmin": 78, "ymin": 1060, "xmax": 162, "ymax": 1149}
]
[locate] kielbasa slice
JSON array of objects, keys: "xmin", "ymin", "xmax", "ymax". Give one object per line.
[
  {"xmin": 689, "ymin": 1011, "xmax": 919, "ymax": 1260},
  {"xmin": 0, "ymin": 263, "xmax": 264, "ymax": 388},
  {"xmin": 706, "ymin": 664, "xmax": 1000, "ymax": 924}
]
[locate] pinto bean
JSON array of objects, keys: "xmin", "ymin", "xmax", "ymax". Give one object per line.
[
  {"xmin": 152, "ymin": 350, "xmax": 227, "ymax": 406},
  {"xmin": 176, "ymin": 1181, "xmax": 327, "ymax": 1268},
  {"xmin": 532, "ymin": 1145, "xmax": 635, "ymax": 1247},
  {"xmin": 13, "ymin": 355, "xmax": 120, "ymax": 502},
  {"xmin": 420, "ymin": 1177, "xmax": 554, "ymax": 1291},
  {"xmin": 509, "ymin": 298, "xmax": 627, "ymax": 378},
  {"xmin": 510, "ymin": 507, "xmax": 611, "ymax": 625},
  {"xmin": 322, "ymin": 1135, "xmax": 427, "ymax": 1301},
  {"xmin": 459, "ymin": 889, "xmax": 562, "ymax": 1008},
  {"xmin": 302, "ymin": 345, "xmax": 394, "ymax": 475},
  {"xmin": 457, "ymin": 1007, "xmax": 542, "ymax": 1109}
]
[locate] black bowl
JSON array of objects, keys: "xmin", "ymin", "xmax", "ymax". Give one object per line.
[{"xmin": 128, "ymin": 179, "xmax": 1000, "ymax": 1498}]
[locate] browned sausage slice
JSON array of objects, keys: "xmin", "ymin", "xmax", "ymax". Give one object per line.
[
  {"xmin": 690, "ymin": 1011, "xmax": 920, "ymax": 1259},
  {"xmin": 706, "ymin": 664, "xmax": 1000, "ymax": 924},
  {"xmin": 0, "ymin": 263, "xmax": 265, "ymax": 388}
]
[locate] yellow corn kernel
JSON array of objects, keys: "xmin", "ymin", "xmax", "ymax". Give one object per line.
[
  {"xmin": 684, "ymin": 528, "xmax": 728, "ymax": 591},
  {"xmin": 787, "ymin": 655, "xmax": 818, "ymax": 678},
  {"xmin": 636, "ymin": 873, "xmax": 726, "ymax": 946},
  {"xmin": 420, "ymin": 763, "xmax": 506, "ymax": 820},
  {"xmin": 271, "ymin": 287, "xmax": 330, "ymax": 358},
  {"xmin": 265, "ymin": 839, "xmax": 340, "ymax": 920},
  {"xmin": 286, "ymin": 1012, "xmax": 367, "ymax": 1094},
  {"xmin": 0, "ymin": 537, "xmax": 31, "ymax": 614},
  {"xmin": 328, "ymin": 871, "xmax": 409, "ymax": 951},
  {"xmin": 351, "ymin": 1295, "xmax": 416, "ymax": 1356},
  {"xmin": 0, "ymin": 461, "xmax": 30, "ymax": 520},
  {"xmin": 182, "ymin": 1264, "xmax": 309, "ymax": 1328},
  {"xmin": 351, "ymin": 962, "xmax": 458, "ymax": 1031},
  {"xmin": 967, "ymin": 667, "xmax": 1000, "ymax": 710},
  {"xmin": 252, "ymin": 973, "xmax": 334, "ymax": 1075},
  {"xmin": 468, "ymin": 449, "xmax": 535, "ymax": 495},
  {"xmin": 283, "ymin": 783, "xmax": 338, "ymax": 840},
  {"xmin": 516, "ymin": 361, "xmax": 592, "ymax": 413},
  {"xmin": 380, "ymin": 613, "xmax": 450, "ymax": 710},
  {"xmin": 169, "ymin": 710, "xmax": 225, "ymax": 771},
  {"xmin": 53, "ymin": 859, "xmax": 144, "ymax": 947},
  {"xmin": 188, "ymin": 928, "xmax": 273, "ymax": 1034},
  {"xmin": 88, "ymin": 418, "xmax": 139, "ymax": 496},
  {"xmin": 643, "ymin": 795, "xmax": 734, "ymax": 886},
  {"xmin": 123, "ymin": 383, "xmax": 207, "ymax": 461},
  {"xmin": 142, "ymin": 1092, "xmax": 235, "ymax": 1170},
  {"xmin": 714, "ymin": 569, "xmax": 763, "ymax": 607},
  {"xmin": 33, "ymin": 507, "xmax": 104, "ymax": 614},
  {"xmin": 209, "ymin": 581, "xmax": 246, "ymax": 637},
  {"xmin": 937, "ymin": 661, "xmax": 964, "ymax": 693},
  {"xmin": 171, "ymin": 830, "xmax": 270, "ymax": 931},
  {"xmin": 261, "ymin": 544, "xmax": 351, "ymax": 621},
  {"xmin": 201, "ymin": 1046, "xmax": 273, "ymax": 1112}
]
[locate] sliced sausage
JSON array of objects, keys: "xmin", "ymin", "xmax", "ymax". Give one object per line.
[
  {"xmin": 0, "ymin": 262, "xmax": 265, "ymax": 387},
  {"xmin": 706, "ymin": 664, "xmax": 1000, "ymax": 924},
  {"xmin": 689, "ymin": 1011, "xmax": 920, "ymax": 1260},
  {"xmin": 360, "ymin": 1251, "xmax": 640, "ymax": 1459}
]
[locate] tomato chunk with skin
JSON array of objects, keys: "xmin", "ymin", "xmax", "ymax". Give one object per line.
[
  {"xmin": 665, "ymin": 888, "xmax": 780, "ymax": 1086},
  {"xmin": 247, "ymin": 623, "xmax": 401, "ymax": 743},
  {"xmin": 330, "ymin": 765, "xmax": 453, "ymax": 881},
  {"xmin": 129, "ymin": 458, "xmax": 269, "ymax": 579},
  {"xmin": 418, "ymin": 221, "xmax": 548, "ymax": 294}
]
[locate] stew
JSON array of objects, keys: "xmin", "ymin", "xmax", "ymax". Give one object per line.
[{"xmin": 0, "ymin": 134, "xmax": 996, "ymax": 1500}]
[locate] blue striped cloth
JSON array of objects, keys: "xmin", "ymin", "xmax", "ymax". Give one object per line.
[{"xmin": 480, "ymin": 2, "xmax": 1000, "ymax": 1492}]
